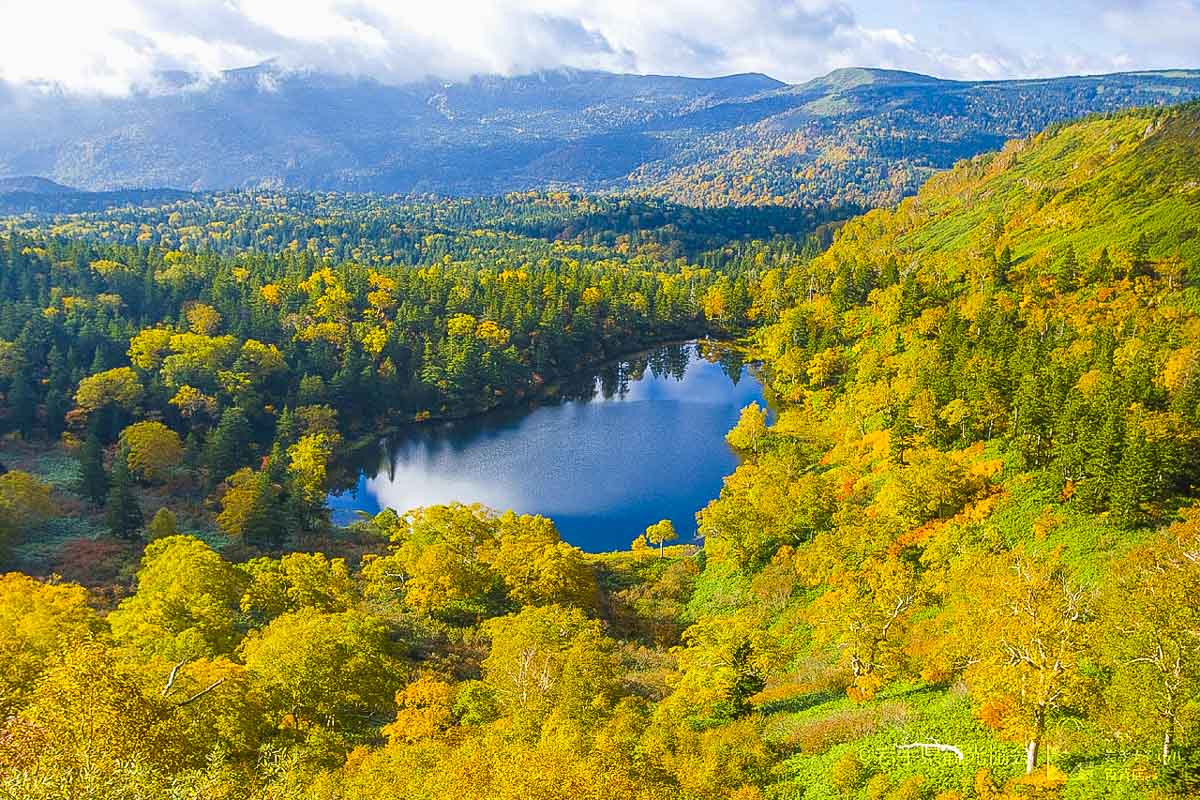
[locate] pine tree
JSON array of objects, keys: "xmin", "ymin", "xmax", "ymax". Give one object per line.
[
  {"xmin": 204, "ymin": 406, "xmax": 251, "ymax": 487},
  {"xmin": 78, "ymin": 430, "xmax": 109, "ymax": 507},
  {"xmin": 890, "ymin": 406, "xmax": 916, "ymax": 465},
  {"xmin": 1090, "ymin": 247, "xmax": 1113, "ymax": 283},
  {"xmin": 43, "ymin": 388, "xmax": 69, "ymax": 439},
  {"xmin": 1054, "ymin": 245, "xmax": 1078, "ymax": 293},
  {"xmin": 1110, "ymin": 423, "xmax": 1154, "ymax": 527},
  {"xmin": 1129, "ymin": 233, "xmax": 1153, "ymax": 278},
  {"xmin": 273, "ymin": 407, "xmax": 298, "ymax": 450},
  {"xmin": 993, "ymin": 245, "xmax": 1012, "ymax": 287},
  {"xmin": 727, "ymin": 639, "xmax": 766, "ymax": 718},
  {"xmin": 106, "ymin": 447, "xmax": 143, "ymax": 539},
  {"xmin": 242, "ymin": 469, "xmax": 287, "ymax": 550},
  {"xmin": 5, "ymin": 365, "xmax": 36, "ymax": 436}
]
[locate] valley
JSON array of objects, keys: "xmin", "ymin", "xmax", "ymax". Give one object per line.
[{"xmin": 0, "ymin": 45, "xmax": 1197, "ymax": 800}]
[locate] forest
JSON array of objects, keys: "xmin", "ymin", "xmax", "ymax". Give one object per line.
[{"xmin": 0, "ymin": 101, "xmax": 1196, "ymax": 799}]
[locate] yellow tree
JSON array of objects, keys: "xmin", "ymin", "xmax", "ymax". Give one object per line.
[
  {"xmin": 0, "ymin": 471, "xmax": 55, "ymax": 552},
  {"xmin": 806, "ymin": 552, "xmax": 923, "ymax": 702},
  {"xmin": 119, "ymin": 421, "xmax": 184, "ymax": 482},
  {"xmin": 382, "ymin": 674, "xmax": 456, "ymax": 745},
  {"xmin": 128, "ymin": 326, "xmax": 175, "ymax": 370},
  {"xmin": 726, "ymin": 402, "xmax": 769, "ymax": 455},
  {"xmin": 643, "ymin": 519, "xmax": 679, "ymax": 559},
  {"xmin": 184, "ymin": 302, "xmax": 222, "ymax": 335},
  {"xmin": 958, "ymin": 549, "xmax": 1093, "ymax": 773},
  {"xmin": 73, "ymin": 366, "xmax": 143, "ymax": 416},
  {"xmin": 216, "ymin": 467, "xmax": 264, "ymax": 539},
  {"xmin": 239, "ymin": 552, "xmax": 356, "ymax": 620},
  {"xmin": 108, "ymin": 535, "xmax": 247, "ymax": 659},
  {"xmin": 491, "ymin": 512, "xmax": 597, "ymax": 609},
  {"xmin": 1098, "ymin": 506, "xmax": 1200, "ymax": 763},
  {"xmin": 4, "ymin": 642, "xmax": 184, "ymax": 783},
  {"xmin": 482, "ymin": 604, "xmax": 618, "ymax": 738},
  {"xmin": 241, "ymin": 608, "xmax": 401, "ymax": 731},
  {"xmin": 287, "ymin": 433, "xmax": 333, "ymax": 507},
  {"xmin": 168, "ymin": 384, "xmax": 217, "ymax": 420},
  {"xmin": 363, "ymin": 504, "xmax": 500, "ymax": 619},
  {"xmin": 0, "ymin": 574, "xmax": 100, "ymax": 716}
]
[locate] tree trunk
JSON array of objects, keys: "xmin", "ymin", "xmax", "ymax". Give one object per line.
[
  {"xmin": 1164, "ymin": 724, "xmax": 1174, "ymax": 765},
  {"xmin": 1026, "ymin": 712, "xmax": 1044, "ymax": 775}
]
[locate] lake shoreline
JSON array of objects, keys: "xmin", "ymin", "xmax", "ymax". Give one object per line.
[
  {"xmin": 339, "ymin": 333, "xmax": 755, "ymax": 456},
  {"xmin": 327, "ymin": 339, "xmax": 766, "ymax": 552}
]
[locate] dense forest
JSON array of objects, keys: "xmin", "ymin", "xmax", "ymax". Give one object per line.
[{"xmin": 0, "ymin": 101, "xmax": 1197, "ymax": 799}]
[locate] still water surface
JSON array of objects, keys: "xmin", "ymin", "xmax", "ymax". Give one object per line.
[{"xmin": 328, "ymin": 341, "xmax": 766, "ymax": 552}]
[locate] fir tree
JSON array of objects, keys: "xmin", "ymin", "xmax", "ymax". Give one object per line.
[
  {"xmin": 727, "ymin": 639, "xmax": 766, "ymax": 718},
  {"xmin": 1129, "ymin": 232, "xmax": 1153, "ymax": 278},
  {"xmin": 1054, "ymin": 245, "xmax": 1078, "ymax": 293},
  {"xmin": 992, "ymin": 244, "xmax": 1012, "ymax": 287},
  {"xmin": 5, "ymin": 365, "xmax": 36, "ymax": 436},
  {"xmin": 242, "ymin": 469, "xmax": 287, "ymax": 550},
  {"xmin": 204, "ymin": 406, "xmax": 251, "ymax": 488},
  {"xmin": 78, "ymin": 430, "xmax": 109, "ymax": 507},
  {"xmin": 1090, "ymin": 246, "xmax": 1114, "ymax": 283},
  {"xmin": 106, "ymin": 447, "xmax": 143, "ymax": 539}
]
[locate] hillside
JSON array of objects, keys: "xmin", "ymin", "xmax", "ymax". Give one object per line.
[
  {"xmin": 1, "ymin": 64, "xmax": 1198, "ymax": 206},
  {"xmin": 0, "ymin": 104, "xmax": 1197, "ymax": 799},
  {"xmin": 702, "ymin": 100, "xmax": 1200, "ymax": 795}
]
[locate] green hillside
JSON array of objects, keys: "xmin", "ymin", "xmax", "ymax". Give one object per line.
[{"xmin": 693, "ymin": 100, "xmax": 1200, "ymax": 797}]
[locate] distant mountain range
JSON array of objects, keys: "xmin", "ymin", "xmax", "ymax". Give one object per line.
[
  {"xmin": 0, "ymin": 176, "xmax": 190, "ymax": 215},
  {"xmin": 1, "ymin": 64, "xmax": 1199, "ymax": 207}
]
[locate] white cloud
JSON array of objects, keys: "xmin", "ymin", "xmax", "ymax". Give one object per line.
[{"xmin": 0, "ymin": 0, "xmax": 1196, "ymax": 95}]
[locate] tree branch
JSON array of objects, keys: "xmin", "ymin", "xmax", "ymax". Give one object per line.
[
  {"xmin": 177, "ymin": 678, "xmax": 227, "ymax": 707},
  {"xmin": 161, "ymin": 660, "xmax": 187, "ymax": 698}
]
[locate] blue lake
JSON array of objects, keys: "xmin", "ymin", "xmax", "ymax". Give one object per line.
[{"xmin": 327, "ymin": 341, "xmax": 766, "ymax": 552}]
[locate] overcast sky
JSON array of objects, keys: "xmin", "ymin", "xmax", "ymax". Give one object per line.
[{"xmin": 0, "ymin": 0, "xmax": 1197, "ymax": 94}]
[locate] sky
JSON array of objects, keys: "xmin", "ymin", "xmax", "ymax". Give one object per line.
[{"xmin": 0, "ymin": 0, "xmax": 1197, "ymax": 94}]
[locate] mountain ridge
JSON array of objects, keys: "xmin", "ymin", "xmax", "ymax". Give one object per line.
[{"xmin": 2, "ymin": 64, "xmax": 1199, "ymax": 205}]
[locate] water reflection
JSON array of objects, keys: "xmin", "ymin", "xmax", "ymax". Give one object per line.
[{"xmin": 328, "ymin": 341, "xmax": 767, "ymax": 552}]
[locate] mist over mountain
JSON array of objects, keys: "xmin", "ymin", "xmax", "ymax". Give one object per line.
[{"xmin": 2, "ymin": 64, "xmax": 1198, "ymax": 206}]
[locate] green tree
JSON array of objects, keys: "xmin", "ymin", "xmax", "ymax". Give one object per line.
[
  {"xmin": 77, "ymin": 429, "xmax": 108, "ymax": 507},
  {"xmin": 241, "ymin": 608, "xmax": 402, "ymax": 731},
  {"xmin": 203, "ymin": 406, "xmax": 251, "ymax": 488},
  {"xmin": 107, "ymin": 535, "xmax": 246, "ymax": 659},
  {"xmin": 105, "ymin": 446, "xmax": 143, "ymax": 539},
  {"xmin": 727, "ymin": 639, "xmax": 766, "ymax": 718},
  {"xmin": 147, "ymin": 506, "xmax": 178, "ymax": 540}
]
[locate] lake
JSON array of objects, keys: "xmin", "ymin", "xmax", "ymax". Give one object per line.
[{"xmin": 327, "ymin": 341, "xmax": 767, "ymax": 552}]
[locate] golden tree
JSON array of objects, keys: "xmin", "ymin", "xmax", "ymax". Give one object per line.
[
  {"xmin": 959, "ymin": 549, "xmax": 1093, "ymax": 773},
  {"xmin": 119, "ymin": 421, "xmax": 184, "ymax": 482}
]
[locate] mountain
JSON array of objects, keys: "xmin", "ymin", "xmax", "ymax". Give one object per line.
[
  {"xmin": 0, "ymin": 183, "xmax": 192, "ymax": 215},
  {"xmin": 0, "ymin": 176, "xmax": 77, "ymax": 194},
  {"xmin": 1, "ymin": 64, "xmax": 1198, "ymax": 206}
]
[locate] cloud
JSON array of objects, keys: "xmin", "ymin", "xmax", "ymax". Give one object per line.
[{"xmin": 0, "ymin": 0, "xmax": 1196, "ymax": 95}]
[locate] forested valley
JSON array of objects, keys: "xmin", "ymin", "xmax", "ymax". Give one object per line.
[{"xmin": 0, "ymin": 102, "xmax": 1197, "ymax": 799}]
